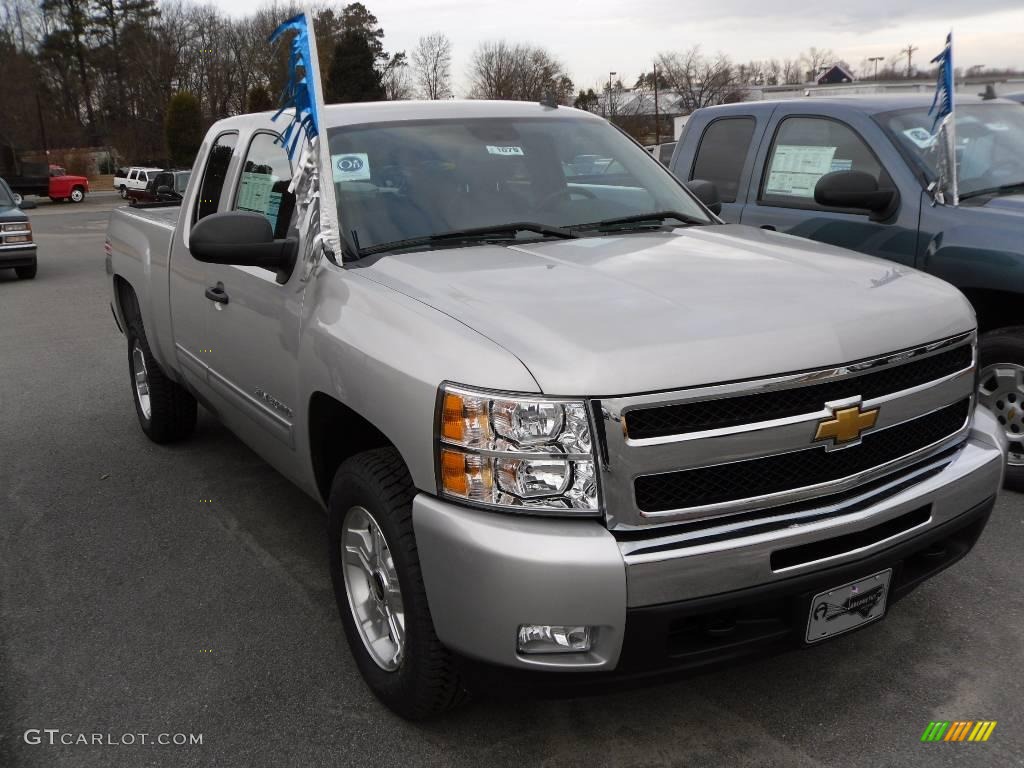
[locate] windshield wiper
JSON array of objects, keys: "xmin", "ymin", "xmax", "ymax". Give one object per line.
[
  {"xmin": 569, "ymin": 210, "xmax": 706, "ymax": 233},
  {"xmin": 959, "ymin": 181, "xmax": 1024, "ymax": 201},
  {"xmin": 358, "ymin": 222, "xmax": 577, "ymax": 257}
]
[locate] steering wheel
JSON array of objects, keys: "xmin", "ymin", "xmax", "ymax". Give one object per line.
[{"xmin": 536, "ymin": 186, "xmax": 597, "ymax": 211}]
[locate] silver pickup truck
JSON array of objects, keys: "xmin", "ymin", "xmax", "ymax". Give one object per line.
[{"xmin": 106, "ymin": 100, "xmax": 1006, "ymax": 718}]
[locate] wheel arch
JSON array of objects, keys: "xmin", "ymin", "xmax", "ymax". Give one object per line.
[
  {"xmin": 308, "ymin": 391, "xmax": 401, "ymax": 506},
  {"xmin": 960, "ymin": 288, "xmax": 1023, "ymax": 335}
]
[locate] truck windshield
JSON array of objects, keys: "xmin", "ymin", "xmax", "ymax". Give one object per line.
[
  {"xmin": 880, "ymin": 104, "xmax": 1024, "ymax": 198},
  {"xmin": 326, "ymin": 116, "xmax": 711, "ymax": 253}
]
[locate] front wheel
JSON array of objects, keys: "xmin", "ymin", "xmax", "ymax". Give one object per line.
[
  {"xmin": 978, "ymin": 328, "xmax": 1024, "ymax": 491},
  {"xmin": 69, "ymin": 187, "xmax": 85, "ymax": 203},
  {"xmin": 327, "ymin": 448, "xmax": 465, "ymax": 719}
]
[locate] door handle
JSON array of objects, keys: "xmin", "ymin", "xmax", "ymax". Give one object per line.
[
  {"xmin": 760, "ymin": 225, "xmax": 777, "ymax": 231},
  {"xmin": 205, "ymin": 282, "xmax": 229, "ymax": 305}
]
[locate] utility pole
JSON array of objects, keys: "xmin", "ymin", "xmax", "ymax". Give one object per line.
[
  {"xmin": 868, "ymin": 56, "xmax": 884, "ymax": 81},
  {"xmin": 901, "ymin": 44, "xmax": 919, "ymax": 78},
  {"xmin": 653, "ymin": 63, "xmax": 660, "ymax": 146}
]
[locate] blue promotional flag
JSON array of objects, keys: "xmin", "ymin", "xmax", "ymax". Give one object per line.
[
  {"xmin": 928, "ymin": 31, "xmax": 958, "ymax": 205},
  {"xmin": 268, "ymin": 9, "xmax": 344, "ymax": 270}
]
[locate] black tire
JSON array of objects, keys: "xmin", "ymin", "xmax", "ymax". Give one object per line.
[
  {"xmin": 119, "ymin": 185, "xmax": 128, "ymax": 199},
  {"xmin": 978, "ymin": 328, "xmax": 1024, "ymax": 491},
  {"xmin": 125, "ymin": 310, "xmax": 197, "ymax": 443},
  {"xmin": 327, "ymin": 448, "xmax": 466, "ymax": 719},
  {"xmin": 15, "ymin": 262, "xmax": 37, "ymax": 279}
]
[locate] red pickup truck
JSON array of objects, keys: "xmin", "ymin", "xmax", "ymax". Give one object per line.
[{"xmin": 5, "ymin": 164, "xmax": 90, "ymax": 204}]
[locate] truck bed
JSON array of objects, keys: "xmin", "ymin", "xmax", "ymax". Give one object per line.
[{"xmin": 107, "ymin": 203, "xmax": 181, "ymax": 372}]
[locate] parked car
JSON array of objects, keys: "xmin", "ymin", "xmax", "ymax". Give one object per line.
[
  {"xmin": 0, "ymin": 176, "xmax": 38, "ymax": 279},
  {"xmin": 106, "ymin": 100, "xmax": 1005, "ymax": 718},
  {"xmin": 116, "ymin": 167, "xmax": 162, "ymax": 199},
  {"xmin": 128, "ymin": 170, "xmax": 190, "ymax": 203},
  {"xmin": 5, "ymin": 163, "xmax": 89, "ymax": 204},
  {"xmin": 673, "ymin": 95, "xmax": 1024, "ymax": 486}
]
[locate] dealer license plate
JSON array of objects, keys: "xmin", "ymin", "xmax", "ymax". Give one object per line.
[{"xmin": 805, "ymin": 569, "xmax": 892, "ymax": 644}]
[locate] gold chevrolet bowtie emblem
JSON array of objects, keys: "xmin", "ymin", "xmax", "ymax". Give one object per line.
[{"xmin": 815, "ymin": 404, "xmax": 879, "ymax": 445}]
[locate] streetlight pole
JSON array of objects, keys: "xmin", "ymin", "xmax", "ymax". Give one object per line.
[
  {"xmin": 869, "ymin": 56, "xmax": 884, "ymax": 81},
  {"xmin": 606, "ymin": 71, "xmax": 616, "ymax": 118},
  {"xmin": 653, "ymin": 63, "xmax": 660, "ymax": 145}
]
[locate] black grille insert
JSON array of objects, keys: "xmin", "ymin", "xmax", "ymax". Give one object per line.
[
  {"xmin": 634, "ymin": 399, "xmax": 969, "ymax": 513},
  {"xmin": 625, "ymin": 343, "xmax": 972, "ymax": 440}
]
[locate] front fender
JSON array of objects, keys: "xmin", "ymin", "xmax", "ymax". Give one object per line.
[{"xmin": 295, "ymin": 264, "xmax": 540, "ymax": 495}]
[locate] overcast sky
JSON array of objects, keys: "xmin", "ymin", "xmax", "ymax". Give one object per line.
[{"xmin": 220, "ymin": 0, "xmax": 1024, "ymax": 94}]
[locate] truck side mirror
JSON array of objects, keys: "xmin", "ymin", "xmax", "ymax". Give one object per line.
[
  {"xmin": 18, "ymin": 199, "xmax": 37, "ymax": 210},
  {"xmin": 686, "ymin": 179, "xmax": 722, "ymax": 216},
  {"xmin": 190, "ymin": 211, "xmax": 297, "ymax": 283},
  {"xmin": 156, "ymin": 185, "xmax": 172, "ymax": 196},
  {"xmin": 814, "ymin": 171, "xmax": 899, "ymax": 221}
]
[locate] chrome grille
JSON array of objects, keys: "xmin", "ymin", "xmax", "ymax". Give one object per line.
[{"xmin": 595, "ymin": 332, "xmax": 976, "ymax": 531}]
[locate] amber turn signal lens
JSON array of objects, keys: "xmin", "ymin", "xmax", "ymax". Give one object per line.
[
  {"xmin": 442, "ymin": 392, "xmax": 465, "ymax": 442},
  {"xmin": 440, "ymin": 449, "xmax": 468, "ymax": 496}
]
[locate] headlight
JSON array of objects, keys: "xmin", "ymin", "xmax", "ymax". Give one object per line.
[
  {"xmin": 2, "ymin": 222, "xmax": 31, "ymax": 233},
  {"xmin": 437, "ymin": 384, "xmax": 600, "ymax": 515}
]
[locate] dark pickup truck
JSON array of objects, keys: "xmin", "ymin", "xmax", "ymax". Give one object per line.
[{"xmin": 672, "ymin": 94, "xmax": 1024, "ymax": 487}]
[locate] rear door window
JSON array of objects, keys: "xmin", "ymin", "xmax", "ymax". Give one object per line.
[
  {"xmin": 689, "ymin": 117, "xmax": 756, "ymax": 203},
  {"xmin": 760, "ymin": 116, "xmax": 886, "ymax": 206},
  {"xmin": 195, "ymin": 133, "xmax": 238, "ymax": 223}
]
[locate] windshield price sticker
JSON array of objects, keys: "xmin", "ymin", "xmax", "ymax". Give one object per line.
[
  {"xmin": 486, "ymin": 145, "xmax": 525, "ymax": 156},
  {"xmin": 332, "ymin": 153, "xmax": 371, "ymax": 182}
]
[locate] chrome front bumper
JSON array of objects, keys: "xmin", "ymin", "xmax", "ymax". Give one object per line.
[{"xmin": 413, "ymin": 407, "xmax": 1005, "ymax": 672}]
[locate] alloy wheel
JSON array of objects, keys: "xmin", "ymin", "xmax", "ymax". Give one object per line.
[
  {"xmin": 978, "ymin": 363, "xmax": 1024, "ymax": 465},
  {"xmin": 340, "ymin": 505, "xmax": 406, "ymax": 671}
]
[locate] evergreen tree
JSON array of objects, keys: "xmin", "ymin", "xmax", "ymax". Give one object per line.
[
  {"xmin": 326, "ymin": 27, "xmax": 385, "ymax": 102},
  {"xmin": 165, "ymin": 92, "xmax": 203, "ymax": 167}
]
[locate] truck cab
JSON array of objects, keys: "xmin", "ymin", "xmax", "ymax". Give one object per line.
[{"xmin": 672, "ymin": 95, "xmax": 1024, "ymax": 484}]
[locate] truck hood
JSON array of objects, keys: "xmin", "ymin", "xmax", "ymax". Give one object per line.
[
  {"xmin": 357, "ymin": 224, "xmax": 974, "ymax": 395},
  {"xmin": 976, "ymin": 192, "xmax": 1024, "ymax": 216}
]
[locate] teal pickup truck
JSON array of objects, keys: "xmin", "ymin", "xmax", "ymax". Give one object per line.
[{"xmin": 673, "ymin": 94, "xmax": 1024, "ymax": 488}]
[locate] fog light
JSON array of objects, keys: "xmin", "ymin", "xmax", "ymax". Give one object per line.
[{"xmin": 517, "ymin": 624, "xmax": 592, "ymax": 654}]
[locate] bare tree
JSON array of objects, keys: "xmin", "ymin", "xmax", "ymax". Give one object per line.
[
  {"xmin": 411, "ymin": 31, "xmax": 451, "ymax": 99},
  {"xmin": 656, "ymin": 46, "xmax": 743, "ymax": 113},
  {"xmin": 468, "ymin": 40, "xmax": 569, "ymax": 101},
  {"xmin": 781, "ymin": 58, "xmax": 802, "ymax": 85},
  {"xmin": 800, "ymin": 47, "xmax": 835, "ymax": 82},
  {"xmin": 382, "ymin": 51, "xmax": 414, "ymax": 100}
]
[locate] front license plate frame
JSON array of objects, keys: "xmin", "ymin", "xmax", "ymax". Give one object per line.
[{"xmin": 805, "ymin": 568, "xmax": 892, "ymax": 644}]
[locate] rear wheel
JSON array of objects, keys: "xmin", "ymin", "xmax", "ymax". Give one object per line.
[
  {"xmin": 69, "ymin": 187, "xmax": 85, "ymax": 203},
  {"xmin": 125, "ymin": 311, "xmax": 197, "ymax": 443},
  {"xmin": 12, "ymin": 191, "xmax": 23, "ymax": 205},
  {"xmin": 15, "ymin": 262, "xmax": 37, "ymax": 279},
  {"xmin": 119, "ymin": 185, "xmax": 128, "ymax": 199},
  {"xmin": 978, "ymin": 328, "xmax": 1024, "ymax": 491},
  {"xmin": 327, "ymin": 448, "xmax": 466, "ymax": 719}
]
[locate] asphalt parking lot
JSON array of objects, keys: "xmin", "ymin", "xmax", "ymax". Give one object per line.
[{"xmin": 2, "ymin": 196, "xmax": 1023, "ymax": 768}]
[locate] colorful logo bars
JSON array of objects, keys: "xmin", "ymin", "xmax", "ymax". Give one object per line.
[{"xmin": 921, "ymin": 721, "xmax": 997, "ymax": 742}]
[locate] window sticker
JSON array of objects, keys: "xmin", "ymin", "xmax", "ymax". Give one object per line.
[
  {"xmin": 830, "ymin": 158, "xmax": 853, "ymax": 172},
  {"xmin": 332, "ymin": 153, "xmax": 371, "ymax": 182},
  {"xmin": 902, "ymin": 127, "xmax": 936, "ymax": 149},
  {"xmin": 486, "ymin": 145, "xmax": 525, "ymax": 156},
  {"xmin": 237, "ymin": 172, "xmax": 276, "ymax": 215},
  {"xmin": 765, "ymin": 145, "xmax": 837, "ymax": 198}
]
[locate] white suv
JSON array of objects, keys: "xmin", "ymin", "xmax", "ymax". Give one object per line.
[{"xmin": 116, "ymin": 167, "xmax": 163, "ymax": 199}]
